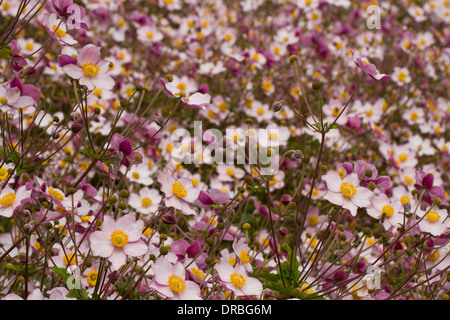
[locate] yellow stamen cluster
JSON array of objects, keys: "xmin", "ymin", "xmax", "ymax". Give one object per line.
[
  {"xmin": 168, "ymin": 274, "xmax": 186, "ymax": 293},
  {"xmin": 110, "ymin": 229, "xmax": 129, "ymax": 247},
  {"xmin": 172, "ymin": 182, "xmax": 187, "ymax": 198},
  {"xmin": 340, "ymin": 182, "xmax": 356, "ymax": 197}
]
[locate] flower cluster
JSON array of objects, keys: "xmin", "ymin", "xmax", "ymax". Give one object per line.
[{"xmin": 0, "ymin": 0, "xmax": 448, "ymax": 301}]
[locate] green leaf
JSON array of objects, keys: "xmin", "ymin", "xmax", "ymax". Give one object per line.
[
  {"xmin": 252, "ymin": 272, "xmax": 281, "ymax": 283},
  {"xmin": 50, "ymin": 266, "xmax": 71, "ymax": 283},
  {"xmin": 265, "ymin": 283, "xmax": 325, "ymax": 300},
  {"xmin": 281, "ymin": 244, "xmax": 300, "ymax": 285},
  {"xmin": 66, "ymin": 288, "xmax": 89, "ymax": 300},
  {"xmin": 0, "ymin": 47, "xmax": 13, "ymax": 59}
]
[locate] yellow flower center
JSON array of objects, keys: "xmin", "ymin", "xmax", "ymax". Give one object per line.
[
  {"xmin": 191, "ymin": 178, "xmax": 199, "ymax": 187},
  {"xmin": 52, "ymin": 25, "xmax": 66, "ymax": 38},
  {"xmin": 0, "ymin": 167, "xmax": 8, "ymax": 180},
  {"xmin": 382, "ymin": 205, "xmax": 394, "ymax": 218},
  {"xmin": 168, "ymin": 274, "xmax": 186, "ymax": 293},
  {"xmin": 256, "ymin": 108, "xmax": 265, "ymax": 115},
  {"xmin": 176, "ymin": 82, "xmax": 186, "ymax": 90},
  {"xmin": 228, "ymin": 257, "xmax": 236, "ymax": 266},
  {"xmin": 87, "ymin": 270, "xmax": 98, "ymax": 287},
  {"xmin": 0, "ymin": 97, "xmax": 8, "ymax": 105},
  {"xmin": 172, "ymin": 182, "xmax": 187, "ymax": 198},
  {"xmin": 269, "ymin": 176, "xmax": 277, "ymax": 185},
  {"xmin": 397, "ymin": 72, "xmax": 407, "ymax": 82},
  {"xmin": 226, "ymin": 168, "xmax": 235, "ymax": 176},
  {"xmin": 230, "ymin": 272, "xmax": 246, "ymax": 288},
  {"xmin": 146, "ymin": 32, "xmax": 154, "ymax": 39},
  {"xmin": 239, "ymin": 250, "xmax": 250, "ymax": 264},
  {"xmin": 269, "ymin": 132, "xmax": 279, "ymax": 141},
  {"xmin": 141, "ymin": 197, "xmax": 152, "ymax": 207},
  {"xmin": 207, "ymin": 110, "xmax": 217, "ymax": 119},
  {"xmin": 400, "ymin": 195, "xmax": 410, "ymax": 204},
  {"xmin": 410, "ymin": 112, "xmax": 418, "ymax": 121},
  {"xmin": 132, "ymin": 172, "xmax": 140, "ymax": 179},
  {"xmin": 398, "ymin": 153, "xmax": 408, "ymax": 162},
  {"xmin": 110, "ymin": 229, "xmax": 129, "ymax": 247},
  {"xmin": 48, "ymin": 188, "xmax": 64, "ymax": 202},
  {"xmin": 426, "ymin": 211, "xmax": 441, "ymax": 223},
  {"xmin": 263, "ymin": 81, "xmax": 272, "ymax": 92},
  {"xmin": 332, "ymin": 107, "xmax": 341, "ymax": 117},
  {"xmin": 404, "ymin": 176, "xmax": 414, "ymax": 185},
  {"xmin": 428, "ymin": 250, "xmax": 440, "ymax": 261},
  {"xmin": 143, "ymin": 226, "xmax": 152, "ymax": 237},
  {"xmin": 63, "ymin": 253, "xmax": 76, "ymax": 266},
  {"xmin": 93, "ymin": 88, "xmax": 103, "ymax": 96},
  {"xmin": 82, "ymin": 62, "xmax": 100, "ymax": 77},
  {"xmin": 80, "ymin": 216, "xmax": 91, "ymax": 222},
  {"xmin": 309, "ymin": 216, "xmax": 319, "ymax": 226},
  {"xmin": 0, "ymin": 192, "xmax": 16, "ymax": 207},
  {"xmin": 340, "ymin": 182, "xmax": 356, "ymax": 197},
  {"xmin": 190, "ymin": 267, "xmax": 205, "ymax": 279},
  {"xmin": 300, "ymin": 283, "xmax": 314, "ymax": 295}
]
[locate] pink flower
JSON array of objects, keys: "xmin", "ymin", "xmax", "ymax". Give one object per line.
[
  {"xmin": 61, "ymin": 44, "xmax": 115, "ymax": 91},
  {"xmin": 0, "ymin": 186, "xmax": 32, "ymax": 218},
  {"xmin": 89, "ymin": 214, "xmax": 148, "ymax": 270},
  {"xmin": 351, "ymin": 49, "xmax": 390, "ymax": 82},
  {"xmin": 322, "ymin": 171, "xmax": 373, "ymax": 217},
  {"xmin": 366, "ymin": 193, "xmax": 403, "ymax": 230},
  {"xmin": 416, "ymin": 208, "xmax": 449, "ymax": 237},
  {"xmin": 413, "ymin": 169, "xmax": 447, "ymax": 206},
  {"xmin": 215, "ymin": 261, "xmax": 263, "ymax": 298},
  {"xmin": 158, "ymin": 170, "xmax": 200, "ymax": 215},
  {"xmin": 43, "ymin": 13, "xmax": 78, "ymax": 46},
  {"xmin": 181, "ymin": 92, "xmax": 211, "ymax": 111},
  {"xmin": 149, "ymin": 257, "xmax": 201, "ymax": 300},
  {"xmin": 0, "ymin": 86, "xmax": 34, "ymax": 112}
]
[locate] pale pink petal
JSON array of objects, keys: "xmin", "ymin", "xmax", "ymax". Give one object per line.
[
  {"xmin": 116, "ymin": 214, "xmax": 143, "ymax": 242},
  {"xmin": 323, "ymin": 191, "xmax": 344, "ymax": 206},
  {"xmin": 351, "ymin": 188, "xmax": 373, "ymax": 207},
  {"xmin": 101, "ymin": 215, "xmax": 116, "ymax": 235},
  {"xmin": 89, "ymin": 231, "xmax": 114, "ymax": 257},
  {"xmin": 123, "ymin": 240, "xmax": 148, "ymax": 257},
  {"xmin": 92, "ymin": 74, "xmax": 115, "ymax": 91},
  {"xmin": 62, "ymin": 64, "xmax": 84, "ymax": 79},
  {"xmin": 322, "ymin": 171, "xmax": 343, "ymax": 193},
  {"xmin": 78, "ymin": 44, "xmax": 101, "ymax": 65},
  {"xmin": 108, "ymin": 247, "xmax": 127, "ymax": 270},
  {"xmin": 79, "ymin": 76, "xmax": 95, "ymax": 90}
]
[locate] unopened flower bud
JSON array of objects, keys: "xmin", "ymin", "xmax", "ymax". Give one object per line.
[
  {"xmin": 272, "ymin": 101, "xmax": 283, "ymax": 112},
  {"xmin": 107, "ymin": 195, "xmax": 118, "ymax": 204},
  {"xmin": 279, "ymin": 226, "xmax": 288, "ymax": 236},
  {"xmin": 312, "ymin": 82, "xmax": 322, "ymax": 91},
  {"xmin": 71, "ymin": 122, "xmax": 83, "ymax": 133},
  {"xmin": 162, "ymin": 212, "xmax": 177, "ymax": 224},
  {"xmin": 289, "ymin": 55, "xmax": 298, "ymax": 63},
  {"xmin": 281, "ymin": 194, "xmax": 292, "ymax": 205},
  {"xmin": 23, "ymin": 223, "xmax": 33, "ymax": 234},
  {"xmin": 293, "ymin": 150, "xmax": 303, "ymax": 160},
  {"xmin": 119, "ymin": 189, "xmax": 129, "ymax": 198},
  {"xmin": 155, "ymin": 116, "xmax": 165, "ymax": 127},
  {"xmin": 368, "ymin": 182, "xmax": 376, "ymax": 191},
  {"xmin": 403, "ymin": 202, "xmax": 411, "ymax": 212},
  {"xmin": 165, "ymin": 74, "xmax": 173, "ymax": 82},
  {"xmin": 159, "ymin": 246, "xmax": 169, "ymax": 255},
  {"xmin": 433, "ymin": 198, "xmax": 442, "ymax": 206}
]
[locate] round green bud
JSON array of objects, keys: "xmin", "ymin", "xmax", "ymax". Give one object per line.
[
  {"xmin": 289, "ymin": 55, "xmax": 298, "ymax": 63},
  {"xmin": 119, "ymin": 189, "xmax": 129, "ymax": 198},
  {"xmin": 107, "ymin": 195, "xmax": 118, "ymax": 204},
  {"xmin": 159, "ymin": 246, "xmax": 169, "ymax": 256}
]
